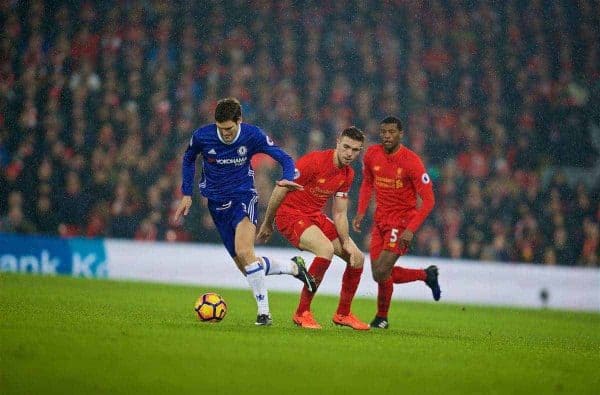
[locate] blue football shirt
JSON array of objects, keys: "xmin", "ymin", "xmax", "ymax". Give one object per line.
[{"xmin": 181, "ymin": 123, "xmax": 295, "ymax": 202}]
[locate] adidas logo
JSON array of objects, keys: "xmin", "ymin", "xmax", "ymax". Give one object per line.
[{"xmin": 208, "ymin": 149, "xmax": 216, "ymax": 154}]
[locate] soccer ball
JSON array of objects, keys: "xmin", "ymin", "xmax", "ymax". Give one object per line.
[{"xmin": 194, "ymin": 292, "xmax": 227, "ymax": 322}]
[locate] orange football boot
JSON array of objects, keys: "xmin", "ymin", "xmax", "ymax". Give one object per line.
[
  {"xmin": 332, "ymin": 313, "xmax": 370, "ymax": 330},
  {"xmin": 292, "ymin": 310, "xmax": 322, "ymax": 329}
]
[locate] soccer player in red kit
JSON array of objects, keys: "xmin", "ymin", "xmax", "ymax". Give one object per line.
[
  {"xmin": 257, "ymin": 127, "xmax": 369, "ymax": 330},
  {"xmin": 353, "ymin": 116, "xmax": 441, "ymax": 329}
]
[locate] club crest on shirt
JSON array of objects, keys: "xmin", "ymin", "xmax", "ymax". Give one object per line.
[{"xmin": 237, "ymin": 145, "xmax": 247, "ymax": 156}]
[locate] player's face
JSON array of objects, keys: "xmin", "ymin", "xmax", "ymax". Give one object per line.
[
  {"xmin": 380, "ymin": 123, "xmax": 403, "ymax": 152},
  {"xmin": 335, "ymin": 136, "xmax": 363, "ymax": 167},
  {"xmin": 216, "ymin": 120, "xmax": 241, "ymax": 143}
]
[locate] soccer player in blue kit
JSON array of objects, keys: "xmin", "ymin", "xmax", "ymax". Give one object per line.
[{"xmin": 174, "ymin": 98, "xmax": 316, "ymax": 326}]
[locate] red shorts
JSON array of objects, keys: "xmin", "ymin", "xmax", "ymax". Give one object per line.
[
  {"xmin": 275, "ymin": 211, "xmax": 339, "ymax": 249},
  {"xmin": 370, "ymin": 221, "xmax": 409, "ymax": 262}
]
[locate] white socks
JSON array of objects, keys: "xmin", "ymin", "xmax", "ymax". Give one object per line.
[
  {"xmin": 261, "ymin": 256, "xmax": 297, "ymax": 276},
  {"xmin": 244, "ymin": 261, "xmax": 269, "ymax": 315}
]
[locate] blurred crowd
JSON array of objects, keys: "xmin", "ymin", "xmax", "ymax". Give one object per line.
[{"xmin": 0, "ymin": 0, "xmax": 598, "ymax": 266}]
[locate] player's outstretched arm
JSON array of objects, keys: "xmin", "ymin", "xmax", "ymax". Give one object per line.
[
  {"xmin": 174, "ymin": 196, "xmax": 192, "ymax": 221},
  {"xmin": 354, "ymin": 155, "xmax": 374, "ymax": 233},
  {"xmin": 276, "ymin": 179, "xmax": 303, "ymax": 190},
  {"xmin": 256, "ymin": 185, "xmax": 290, "ymax": 243},
  {"xmin": 332, "ymin": 196, "xmax": 362, "ymax": 267},
  {"xmin": 332, "ymin": 196, "xmax": 351, "ymax": 246}
]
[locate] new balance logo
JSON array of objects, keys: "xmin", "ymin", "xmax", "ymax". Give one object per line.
[{"xmin": 208, "ymin": 148, "xmax": 216, "ymax": 154}]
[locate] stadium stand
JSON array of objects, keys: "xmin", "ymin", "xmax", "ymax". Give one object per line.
[{"xmin": 0, "ymin": 0, "xmax": 598, "ymax": 266}]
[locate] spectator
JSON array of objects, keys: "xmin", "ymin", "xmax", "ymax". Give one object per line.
[{"xmin": 0, "ymin": 0, "xmax": 597, "ymax": 267}]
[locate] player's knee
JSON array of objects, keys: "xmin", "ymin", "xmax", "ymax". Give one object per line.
[
  {"xmin": 357, "ymin": 251, "xmax": 365, "ymax": 265},
  {"xmin": 315, "ymin": 242, "xmax": 335, "ymax": 260},
  {"xmin": 371, "ymin": 265, "xmax": 386, "ymax": 283},
  {"xmin": 353, "ymin": 251, "xmax": 365, "ymax": 268},
  {"xmin": 236, "ymin": 246, "xmax": 255, "ymax": 264}
]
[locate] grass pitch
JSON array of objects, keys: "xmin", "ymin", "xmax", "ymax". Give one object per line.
[{"xmin": 1, "ymin": 273, "xmax": 598, "ymax": 395}]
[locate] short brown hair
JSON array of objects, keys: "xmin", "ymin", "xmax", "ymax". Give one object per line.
[
  {"xmin": 341, "ymin": 126, "xmax": 365, "ymax": 142},
  {"xmin": 215, "ymin": 98, "xmax": 242, "ymax": 123}
]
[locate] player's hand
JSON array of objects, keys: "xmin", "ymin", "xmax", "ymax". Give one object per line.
[
  {"xmin": 174, "ymin": 196, "xmax": 192, "ymax": 221},
  {"xmin": 399, "ymin": 229, "xmax": 414, "ymax": 251},
  {"xmin": 256, "ymin": 222, "xmax": 274, "ymax": 243},
  {"xmin": 352, "ymin": 214, "xmax": 364, "ymax": 233},
  {"xmin": 276, "ymin": 179, "xmax": 304, "ymax": 191},
  {"xmin": 348, "ymin": 248, "xmax": 363, "ymax": 268}
]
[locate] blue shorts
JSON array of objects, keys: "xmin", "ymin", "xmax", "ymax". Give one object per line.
[{"xmin": 207, "ymin": 193, "xmax": 259, "ymax": 258}]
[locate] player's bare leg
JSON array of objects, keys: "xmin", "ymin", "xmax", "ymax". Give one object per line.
[
  {"xmin": 292, "ymin": 225, "xmax": 334, "ymax": 329},
  {"xmin": 330, "ymin": 238, "xmax": 369, "ymax": 330},
  {"xmin": 235, "ymin": 217, "xmax": 271, "ymax": 325},
  {"xmin": 371, "ymin": 250, "xmax": 398, "ymax": 283},
  {"xmin": 298, "ymin": 225, "xmax": 335, "ymax": 260}
]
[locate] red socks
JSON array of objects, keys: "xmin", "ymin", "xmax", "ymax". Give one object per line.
[
  {"xmin": 377, "ymin": 267, "xmax": 426, "ymax": 317},
  {"xmin": 377, "ymin": 277, "xmax": 394, "ymax": 318},
  {"xmin": 391, "ymin": 267, "xmax": 426, "ymax": 283},
  {"xmin": 295, "ymin": 257, "xmax": 331, "ymax": 314},
  {"xmin": 336, "ymin": 266, "xmax": 363, "ymax": 315}
]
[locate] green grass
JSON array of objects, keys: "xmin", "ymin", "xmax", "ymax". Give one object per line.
[{"xmin": 1, "ymin": 273, "xmax": 598, "ymax": 395}]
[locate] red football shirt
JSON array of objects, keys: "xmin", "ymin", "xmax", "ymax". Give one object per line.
[
  {"xmin": 357, "ymin": 144, "xmax": 435, "ymax": 232},
  {"xmin": 279, "ymin": 149, "xmax": 354, "ymax": 216}
]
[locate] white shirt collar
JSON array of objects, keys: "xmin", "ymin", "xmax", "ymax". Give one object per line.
[{"xmin": 216, "ymin": 123, "xmax": 242, "ymax": 145}]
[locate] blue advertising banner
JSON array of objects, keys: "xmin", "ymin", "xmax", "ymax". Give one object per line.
[{"xmin": 0, "ymin": 233, "xmax": 107, "ymax": 278}]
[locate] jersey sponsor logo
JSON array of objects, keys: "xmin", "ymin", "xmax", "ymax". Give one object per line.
[
  {"xmin": 374, "ymin": 166, "xmax": 381, "ymax": 171},
  {"xmin": 421, "ymin": 173, "xmax": 431, "ymax": 184},
  {"xmin": 375, "ymin": 175, "xmax": 395, "ymax": 188},
  {"xmin": 309, "ymin": 186, "xmax": 335, "ymax": 197},
  {"xmin": 208, "ymin": 148, "xmax": 216, "ymax": 154},
  {"xmin": 237, "ymin": 146, "xmax": 247, "ymax": 156},
  {"xmin": 215, "ymin": 156, "xmax": 247, "ymax": 165},
  {"xmin": 317, "ymin": 178, "xmax": 326, "ymax": 184}
]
